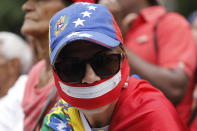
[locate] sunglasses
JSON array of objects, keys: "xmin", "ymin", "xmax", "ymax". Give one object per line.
[{"xmin": 54, "ymin": 53, "xmax": 122, "ymax": 83}]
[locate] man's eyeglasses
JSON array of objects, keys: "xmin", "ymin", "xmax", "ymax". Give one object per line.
[{"xmin": 54, "ymin": 53, "xmax": 122, "ymax": 83}]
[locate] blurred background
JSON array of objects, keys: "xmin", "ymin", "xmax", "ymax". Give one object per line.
[
  {"xmin": 0, "ymin": 0, "xmax": 25, "ymax": 35},
  {"xmin": 0, "ymin": 0, "xmax": 196, "ymax": 36}
]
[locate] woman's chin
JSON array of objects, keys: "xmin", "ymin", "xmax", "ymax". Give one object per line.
[{"xmin": 21, "ymin": 23, "xmax": 47, "ymax": 37}]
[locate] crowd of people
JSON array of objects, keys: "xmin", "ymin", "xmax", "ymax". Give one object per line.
[{"xmin": 0, "ymin": 0, "xmax": 197, "ymax": 130}]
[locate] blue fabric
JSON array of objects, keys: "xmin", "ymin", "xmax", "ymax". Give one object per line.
[
  {"xmin": 49, "ymin": 2, "xmax": 121, "ymax": 64},
  {"xmin": 131, "ymin": 74, "xmax": 141, "ymax": 79},
  {"xmin": 188, "ymin": 10, "xmax": 197, "ymax": 24}
]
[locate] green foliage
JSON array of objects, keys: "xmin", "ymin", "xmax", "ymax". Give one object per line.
[
  {"xmin": 176, "ymin": 0, "xmax": 197, "ymax": 17},
  {"xmin": 0, "ymin": 0, "xmax": 25, "ymax": 35}
]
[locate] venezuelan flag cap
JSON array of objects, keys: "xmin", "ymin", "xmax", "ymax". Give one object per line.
[{"xmin": 49, "ymin": 2, "xmax": 123, "ymax": 65}]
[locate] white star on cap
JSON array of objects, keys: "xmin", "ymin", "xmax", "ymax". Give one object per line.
[
  {"xmin": 78, "ymin": 33, "xmax": 92, "ymax": 38},
  {"xmin": 87, "ymin": 6, "xmax": 97, "ymax": 11},
  {"xmin": 81, "ymin": 11, "xmax": 92, "ymax": 18},
  {"xmin": 73, "ymin": 18, "xmax": 85, "ymax": 27},
  {"xmin": 66, "ymin": 32, "xmax": 80, "ymax": 38}
]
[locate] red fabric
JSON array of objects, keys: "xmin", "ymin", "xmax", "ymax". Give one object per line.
[
  {"xmin": 73, "ymin": 0, "xmax": 96, "ymax": 3},
  {"xmin": 54, "ymin": 59, "xmax": 130, "ymax": 109},
  {"xmin": 110, "ymin": 77, "xmax": 188, "ymax": 131},
  {"xmin": 22, "ymin": 60, "xmax": 58, "ymax": 131},
  {"xmin": 190, "ymin": 117, "xmax": 197, "ymax": 131},
  {"xmin": 125, "ymin": 6, "xmax": 197, "ymax": 125},
  {"xmin": 112, "ymin": 16, "xmax": 124, "ymax": 44}
]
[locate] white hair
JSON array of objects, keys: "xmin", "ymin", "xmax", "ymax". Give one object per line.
[{"xmin": 0, "ymin": 32, "xmax": 33, "ymax": 74}]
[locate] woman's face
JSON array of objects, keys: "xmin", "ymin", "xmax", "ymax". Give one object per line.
[{"xmin": 21, "ymin": 0, "xmax": 66, "ymax": 36}]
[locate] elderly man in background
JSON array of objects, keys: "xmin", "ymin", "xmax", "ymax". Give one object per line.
[
  {"xmin": 0, "ymin": 31, "xmax": 33, "ymax": 131},
  {"xmin": 0, "ymin": 32, "xmax": 32, "ymax": 98},
  {"xmin": 188, "ymin": 10, "xmax": 197, "ymax": 131}
]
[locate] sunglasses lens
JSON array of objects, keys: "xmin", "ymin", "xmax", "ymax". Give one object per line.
[
  {"xmin": 91, "ymin": 54, "xmax": 121, "ymax": 78},
  {"xmin": 55, "ymin": 58, "xmax": 85, "ymax": 83},
  {"xmin": 55, "ymin": 54, "xmax": 121, "ymax": 83}
]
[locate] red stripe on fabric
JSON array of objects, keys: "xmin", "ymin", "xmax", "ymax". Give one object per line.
[
  {"xmin": 73, "ymin": 0, "xmax": 96, "ymax": 3},
  {"xmin": 53, "ymin": 59, "xmax": 130, "ymax": 109},
  {"xmin": 86, "ymin": 38, "xmax": 113, "ymax": 48},
  {"xmin": 112, "ymin": 17, "xmax": 124, "ymax": 44}
]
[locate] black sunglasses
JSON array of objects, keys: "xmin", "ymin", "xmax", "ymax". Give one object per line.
[{"xmin": 54, "ymin": 53, "xmax": 122, "ymax": 83}]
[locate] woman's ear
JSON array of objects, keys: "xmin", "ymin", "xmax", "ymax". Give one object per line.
[{"xmin": 119, "ymin": 44, "xmax": 127, "ymax": 59}]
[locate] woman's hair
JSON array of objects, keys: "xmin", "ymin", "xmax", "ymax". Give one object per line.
[
  {"xmin": 147, "ymin": 0, "xmax": 159, "ymax": 6},
  {"xmin": 63, "ymin": 0, "xmax": 74, "ymax": 5},
  {"xmin": 95, "ymin": 0, "xmax": 99, "ymax": 3}
]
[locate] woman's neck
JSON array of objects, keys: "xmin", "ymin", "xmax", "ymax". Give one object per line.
[
  {"xmin": 30, "ymin": 34, "xmax": 50, "ymax": 64},
  {"xmin": 30, "ymin": 35, "xmax": 53, "ymax": 88},
  {"xmin": 80, "ymin": 99, "xmax": 118, "ymax": 128}
]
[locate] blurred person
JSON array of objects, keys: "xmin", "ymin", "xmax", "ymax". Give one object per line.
[
  {"xmin": 100, "ymin": 0, "xmax": 197, "ymax": 126},
  {"xmin": 188, "ymin": 10, "xmax": 197, "ymax": 131},
  {"xmin": 41, "ymin": 3, "xmax": 187, "ymax": 130},
  {"xmin": 0, "ymin": 31, "xmax": 32, "ymax": 98},
  {"xmin": 0, "ymin": 32, "xmax": 32, "ymax": 131},
  {"xmin": 20, "ymin": 0, "xmax": 96, "ymax": 130}
]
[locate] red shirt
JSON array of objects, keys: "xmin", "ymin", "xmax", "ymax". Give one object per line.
[
  {"xmin": 125, "ymin": 6, "xmax": 197, "ymax": 124},
  {"xmin": 22, "ymin": 60, "xmax": 58, "ymax": 131},
  {"xmin": 41, "ymin": 76, "xmax": 187, "ymax": 130},
  {"xmin": 110, "ymin": 77, "xmax": 187, "ymax": 131},
  {"xmin": 190, "ymin": 117, "xmax": 197, "ymax": 131}
]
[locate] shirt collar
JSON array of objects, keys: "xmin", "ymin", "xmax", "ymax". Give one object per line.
[{"xmin": 139, "ymin": 6, "xmax": 166, "ymax": 22}]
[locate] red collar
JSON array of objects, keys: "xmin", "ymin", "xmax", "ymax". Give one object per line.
[{"xmin": 139, "ymin": 6, "xmax": 166, "ymax": 23}]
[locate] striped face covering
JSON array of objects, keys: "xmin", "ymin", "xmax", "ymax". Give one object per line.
[{"xmin": 53, "ymin": 58, "xmax": 130, "ymax": 109}]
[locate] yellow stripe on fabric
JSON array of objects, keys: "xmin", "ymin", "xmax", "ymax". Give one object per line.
[{"xmin": 61, "ymin": 99, "xmax": 85, "ymax": 131}]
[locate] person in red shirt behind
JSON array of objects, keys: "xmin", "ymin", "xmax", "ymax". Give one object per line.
[
  {"xmin": 41, "ymin": 3, "xmax": 187, "ymax": 131},
  {"xmin": 21, "ymin": 0, "xmax": 96, "ymax": 130},
  {"xmin": 100, "ymin": 0, "xmax": 197, "ymax": 127},
  {"xmin": 188, "ymin": 10, "xmax": 197, "ymax": 131}
]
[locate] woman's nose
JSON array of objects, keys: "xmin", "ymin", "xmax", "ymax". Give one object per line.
[
  {"xmin": 82, "ymin": 64, "xmax": 101, "ymax": 84},
  {"xmin": 22, "ymin": 0, "xmax": 35, "ymax": 12}
]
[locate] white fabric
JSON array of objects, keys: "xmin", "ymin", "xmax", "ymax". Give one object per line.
[
  {"xmin": 0, "ymin": 75, "xmax": 27, "ymax": 131},
  {"xmin": 79, "ymin": 111, "xmax": 109, "ymax": 131},
  {"xmin": 59, "ymin": 71, "xmax": 121, "ymax": 99},
  {"xmin": 80, "ymin": 111, "xmax": 92, "ymax": 131}
]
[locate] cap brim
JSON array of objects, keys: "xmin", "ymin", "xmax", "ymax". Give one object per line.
[{"xmin": 50, "ymin": 31, "xmax": 120, "ymax": 65}]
